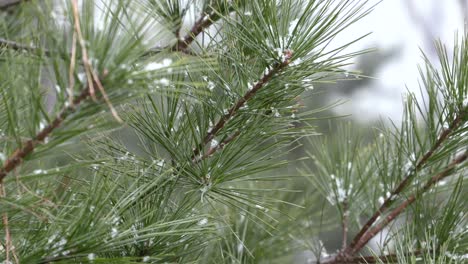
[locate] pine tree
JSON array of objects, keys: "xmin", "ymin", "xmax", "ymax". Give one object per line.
[{"xmin": 0, "ymin": 0, "xmax": 466, "ymax": 263}]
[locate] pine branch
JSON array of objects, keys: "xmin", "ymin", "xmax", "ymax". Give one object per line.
[
  {"xmin": 341, "ymin": 199, "xmax": 349, "ymax": 251},
  {"xmin": 1, "ymin": 183, "xmax": 19, "ymax": 263},
  {"xmin": 0, "ymin": 37, "xmax": 50, "ymax": 55},
  {"xmin": 0, "ymin": 3, "xmax": 226, "ymax": 181},
  {"xmin": 344, "ymin": 108, "xmax": 467, "ymax": 256},
  {"xmin": 350, "ymin": 149, "xmax": 467, "ymax": 254},
  {"xmin": 1, "ymin": 6, "xmax": 221, "ymax": 57},
  {"xmin": 0, "ymin": 0, "xmax": 29, "ymax": 10},
  {"xmin": 192, "ymin": 130, "xmax": 241, "ymax": 163},
  {"xmin": 322, "ymin": 249, "xmax": 426, "ymax": 264},
  {"xmin": 0, "ymin": 87, "xmax": 90, "ymax": 183},
  {"xmin": 192, "ymin": 50, "xmax": 293, "ymax": 159},
  {"xmin": 172, "ymin": 10, "xmax": 221, "ymax": 53},
  {"xmin": 321, "ymin": 149, "xmax": 467, "ymax": 264}
]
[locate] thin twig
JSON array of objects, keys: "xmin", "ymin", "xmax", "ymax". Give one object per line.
[
  {"xmin": 345, "ymin": 111, "xmax": 466, "ymax": 255},
  {"xmin": 1, "ymin": 183, "xmax": 19, "ymax": 264},
  {"xmin": 71, "ymin": 0, "xmax": 95, "ymax": 100},
  {"xmin": 68, "ymin": 31, "xmax": 77, "ymax": 106},
  {"xmin": 0, "ymin": 0, "xmax": 30, "ymax": 10},
  {"xmin": 192, "ymin": 50, "xmax": 293, "ymax": 158},
  {"xmin": 322, "ymin": 249, "xmax": 426, "ymax": 264},
  {"xmin": 192, "ymin": 130, "xmax": 241, "ymax": 163},
  {"xmin": 70, "ymin": 0, "xmax": 121, "ymax": 122},
  {"xmin": 173, "ymin": 11, "xmax": 221, "ymax": 53},
  {"xmin": 341, "ymin": 200, "xmax": 349, "ymax": 250},
  {"xmin": 0, "ymin": 37, "xmax": 51, "ymax": 55},
  {"xmin": 92, "ymin": 71, "xmax": 122, "ymax": 122},
  {"xmin": 1, "ymin": 183, "xmax": 10, "ymax": 263},
  {"xmin": 350, "ymin": 150, "xmax": 467, "ymax": 254}
]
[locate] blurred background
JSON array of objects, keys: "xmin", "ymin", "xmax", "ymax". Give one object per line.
[{"xmin": 319, "ymin": 0, "xmax": 467, "ymax": 123}]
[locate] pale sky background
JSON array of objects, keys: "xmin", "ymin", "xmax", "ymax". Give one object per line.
[{"xmin": 334, "ymin": 0, "xmax": 466, "ymax": 123}]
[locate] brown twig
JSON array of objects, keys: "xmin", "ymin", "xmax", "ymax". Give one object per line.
[
  {"xmin": 71, "ymin": 0, "xmax": 96, "ymax": 101},
  {"xmin": 344, "ymin": 111, "xmax": 466, "ymax": 255},
  {"xmin": 192, "ymin": 130, "xmax": 241, "ymax": 163},
  {"xmin": 192, "ymin": 51, "xmax": 293, "ymax": 158},
  {"xmin": 0, "ymin": 0, "xmax": 30, "ymax": 10},
  {"xmin": 322, "ymin": 249, "xmax": 426, "ymax": 264},
  {"xmin": 0, "ymin": 87, "xmax": 90, "ymax": 183},
  {"xmin": 0, "ymin": 37, "xmax": 51, "ymax": 55},
  {"xmin": 68, "ymin": 31, "xmax": 77, "ymax": 106},
  {"xmin": 70, "ymin": 0, "xmax": 121, "ymax": 123},
  {"xmin": 1, "ymin": 183, "xmax": 19, "ymax": 264},
  {"xmin": 341, "ymin": 200, "xmax": 349, "ymax": 250},
  {"xmin": 173, "ymin": 11, "xmax": 221, "ymax": 53},
  {"xmin": 350, "ymin": 150, "xmax": 467, "ymax": 254}
]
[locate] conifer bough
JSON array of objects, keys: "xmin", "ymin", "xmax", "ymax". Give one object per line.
[
  {"xmin": 0, "ymin": 0, "xmax": 466, "ymax": 263},
  {"xmin": 0, "ymin": 87, "xmax": 90, "ymax": 182}
]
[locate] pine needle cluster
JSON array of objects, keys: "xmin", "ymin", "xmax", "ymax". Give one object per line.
[{"xmin": 0, "ymin": 1, "xmax": 466, "ymax": 263}]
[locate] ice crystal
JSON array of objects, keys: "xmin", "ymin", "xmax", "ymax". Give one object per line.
[
  {"xmin": 159, "ymin": 78, "xmax": 170, "ymax": 86},
  {"xmin": 378, "ymin": 196, "xmax": 385, "ymax": 205},
  {"xmin": 33, "ymin": 169, "xmax": 45, "ymax": 175},
  {"xmin": 326, "ymin": 174, "xmax": 349, "ymax": 205},
  {"xmin": 288, "ymin": 18, "xmax": 300, "ymax": 37},
  {"xmin": 210, "ymin": 139, "xmax": 218, "ymax": 148},
  {"xmin": 198, "ymin": 218, "xmax": 208, "ymax": 226},
  {"xmin": 111, "ymin": 227, "xmax": 118, "ymax": 238},
  {"xmin": 145, "ymin": 58, "xmax": 172, "ymax": 71},
  {"xmin": 237, "ymin": 243, "xmax": 244, "ymax": 254},
  {"xmin": 207, "ymin": 81, "xmax": 215, "ymax": 91}
]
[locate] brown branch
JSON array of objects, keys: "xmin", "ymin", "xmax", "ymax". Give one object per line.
[
  {"xmin": 350, "ymin": 150, "xmax": 467, "ymax": 254},
  {"xmin": 0, "ymin": 0, "xmax": 30, "ymax": 10},
  {"xmin": 0, "ymin": 37, "xmax": 50, "ymax": 55},
  {"xmin": 0, "ymin": 183, "xmax": 19, "ymax": 263},
  {"xmin": 192, "ymin": 130, "xmax": 241, "ymax": 163},
  {"xmin": 2, "ymin": 6, "xmax": 221, "ymax": 57},
  {"xmin": 192, "ymin": 51, "xmax": 293, "ymax": 159},
  {"xmin": 173, "ymin": 11, "xmax": 221, "ymax": 53},
  {"xmin": 0, "ymin": 87, "xmax": 90, "ymax": 183},
  {"xmin": 0, "ymin": 5, "xmax": 222, "ymax": 182},
  {"xmin": 322, "ymin": 249, "xmax": 426, "ymax": 264},
  {"xmin": 341, "ymin": 200, "xmax": 349, "ymax": 250},
  {"xmin": 345, "ymin": 111, "xmax": 466, "ymax": 255},
  {"xmin": 68, "ymin": 31, "xmax": 77, "ymax": 106}
]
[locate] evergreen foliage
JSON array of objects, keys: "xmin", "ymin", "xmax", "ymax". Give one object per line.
[{"xmin": 0, "ymin": 0, "xmax": 466, "ymax": 263}]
